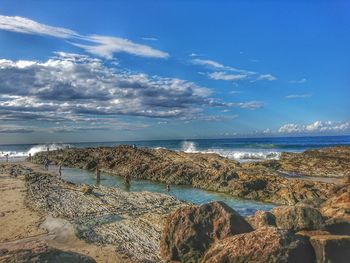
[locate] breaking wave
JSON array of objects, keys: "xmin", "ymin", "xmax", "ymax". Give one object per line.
[
  {"xmin": 179, "ymin": 141, "xmax": 280, "ymax": 162},
  {"xmin": 0, "ymin": 143, "xmax": 72, "ymax": 161}
]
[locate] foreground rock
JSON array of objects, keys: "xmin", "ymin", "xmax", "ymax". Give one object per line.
[
  {"xmin": 310, "ymin": 235, "xmax": 350, "ymax": 263},
  {"xmin": 201, "ymin": 227, "xmax": 315, "ymax": 263},
  {"xmin": 271, "ymin": 204, "xmax": 325, "ymax": 232},
  {"xmin": 32, "ymin": 145, "xmax": 333, "ymax": 205},
  {"xmin": 160, "ymin": 202, "xmax": 252, "ymax": 262},
  {"xmin": 24, "ymin": 168, "xmax": 184, "ymax": 262},
  {"xmin": 274, "ymin": 146, "xmax": 350, "ymax": 178}
]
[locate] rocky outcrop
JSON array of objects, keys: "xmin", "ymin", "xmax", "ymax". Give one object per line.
[
  {"xmin": 201, "ymin": 227, "xmax": 315, "ymax": 263},
  {"xmin": 271, "ymin": 204, "xmax": 325, "ymax": 232},
  {"xmin": 31, "ymin": 145, "xmax": 333, "ymax": 205},
  {"xmin": 320, "ymin": 183, "xmax": 350, "ymax": 235},
  {"xmin": 310, "ymin": 235, "xmax": 350, "ymax": 263},
  {"xmin": 24, "ymin": 169, "xmax": 184, "ymax": 262},
  {"xmin": 249, "ymin": 210, "xmax": 276, "ymax": 229},
  {"xmin": 274, "ymin": 146, "xmax": 350, "ymax": 178},
  {"xmin": 160, "ymin": 202, "xmax": 252, "ymax": 262}
]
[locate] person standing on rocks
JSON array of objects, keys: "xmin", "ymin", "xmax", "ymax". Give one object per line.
[
  {"xmin": 95, "ymin": 167, "xmax": 101, "ymax": 184},
  {"xmin": 5, "ymin": 153, "xmax": 9, "ymax": 163},
  {"xmin": 58, "ymin": 165, "xmax": 62, "ymax": 178},
  {"xmin": 166, "ymin": 184, "xmax": 171, "ymax": 192}
]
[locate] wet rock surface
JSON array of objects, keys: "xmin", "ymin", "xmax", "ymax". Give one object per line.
[
  {"xmin": 160, "ymin": 201, "xmax": 252, "ymax": 262},
  {"xmin": 274, "ymin": 146, "xmax": 350, "ymax": 178},
  {"xmin": 31, "ymin": 145, "xmax": 334, "ymax": 205}
]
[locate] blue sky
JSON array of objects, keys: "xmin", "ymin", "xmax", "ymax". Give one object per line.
[{"xmin": 0, "ymin": 0, "xmax": 349, "ymax": 143}]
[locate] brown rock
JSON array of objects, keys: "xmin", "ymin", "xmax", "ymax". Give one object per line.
[
  {"xmin": 250, "ymin": 210, "xmax": 276, "ymax": 229},
  {"xmin": 201, "ymin": 227, "xmax": 315, "ymax": 263},
  {"xmin": 160, "ymin": 201, "xmax": 253, "ymax": 262},
  {"xmin": 276, "ymin": 146, "xmax": 350, "ymax": 178},
  {"xmin": 271, "ymin": 204, "xmax": 324, "ymax": 231},
  {"xmin": 310, "ymin": 235, "xmax": 350, "ymax": 263}
]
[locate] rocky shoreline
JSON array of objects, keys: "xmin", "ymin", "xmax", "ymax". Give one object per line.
[
  {"xmin": 1, "ymin": 146, "xmax": 349, "ymax": 262},
  {"xmin": 30, "ymin": 145, "xmax": 346, "ymax": 206}
]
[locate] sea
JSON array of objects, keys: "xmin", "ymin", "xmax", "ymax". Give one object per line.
[{"xmin": 1, "ymin": 135, "xmax": 349, "ymax": 163}]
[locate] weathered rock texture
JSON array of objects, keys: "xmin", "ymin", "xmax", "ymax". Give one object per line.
[
  {"xmin": 310, "ymin": 235, "xmax": 350, "ymax": 263},
  {"xmin": 31, "ymin": 145, "xmax": 333, "ymax": 205},
  {"xmin": 271, "ymin": 204, "xmax": 325, "ymax": 232},
  {"xmin": 201, "ymin": 227, "xmax": 315, "ymax": 263},
  {"xmin": 275, "ymin": 146, "xmax": 350, "ymax": 178},
  {"xmin": 24, "ymin": 168, "xmax": 184, "ymax": 262},
  {"xmin": 160, "ymin": 201, "xmax": 252, "ymax": 262}
]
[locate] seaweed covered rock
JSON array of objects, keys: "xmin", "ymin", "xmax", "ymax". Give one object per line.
[{"xmin": 160, "ymin": 201, "xmax": 253, "ymax": 262}]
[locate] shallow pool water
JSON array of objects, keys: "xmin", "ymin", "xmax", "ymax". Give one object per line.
[{"xmin": 55, "ymin": 166, "xmax": 275, "ymax": 216}]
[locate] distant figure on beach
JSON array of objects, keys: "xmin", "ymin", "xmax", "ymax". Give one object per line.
[
  {"xmin": 95, "ymin": 167, "xmax": 101, "ymax": 184},
  {"xmin": 44, "ymin": 158, "xmax": 49, "ymax": 170},
  {"xmin": 124, "ymin": 173, "xmax": 130, "ymax": 186},
  {"xmin": 132, "ymin": 144, "xmax": 137, "ymax": 149},
  {"xmin": 58, "ymin": 165, "xmax": 62, "ymax": 178},
  {"xmin": 28, "ymin": 153, "xmax": 32, "ymax": 162},
  {"xmin": 5, "ymin": 154, "xmax": 9, "ymax": 163},
  {"xmin": 166, "ymin": 184, "xmax": 170, "ymax": 192}
]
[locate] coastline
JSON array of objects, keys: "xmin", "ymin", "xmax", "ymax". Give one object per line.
[{"xmin": 0, "ymin": 146, "xmax": 349, "ymax": 262}]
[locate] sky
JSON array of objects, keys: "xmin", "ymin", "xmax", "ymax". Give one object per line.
[{"xmin": 0, "ymin": 0, "xmax": 349, "ymax": 144}]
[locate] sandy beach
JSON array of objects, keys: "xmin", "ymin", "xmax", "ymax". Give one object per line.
[{"xmin": 0, "ymin": 162, "xmax": 128, "ymax": 263}]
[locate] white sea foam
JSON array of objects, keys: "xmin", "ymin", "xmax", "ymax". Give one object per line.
[
  {"xmin": 178, "ymin": 141, "xmax": 280, "ymax": 162},
  {"xmin": 0, "ymin": 143, "xmax": 72, "ymax": 161},
  {"xmin": 181, "ymin": 141, "xmax": 198, "ymax": 153}
]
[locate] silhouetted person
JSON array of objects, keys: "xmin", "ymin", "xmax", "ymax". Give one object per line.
[
  {"xmin": 95, "ymin": 167, "xmax": 101, "ymax": 184},
  {"xmin": 5, "ymin": 154, "xmax": 9, "ymax": 163},
  {"xmin": 44, "ymin": 158, "xmax": 49, "ymax": 170},
  {"xmin": 58, "ymin": 165, "xmax": 62, "ymax": 178}
]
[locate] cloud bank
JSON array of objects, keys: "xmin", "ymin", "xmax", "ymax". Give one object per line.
[
  {"xmin": 0, "ymin": 52, "xmax": 262, "ymax": 133},
  {"xmin": 278, "ymin": 121, "xmax": 350, "ymax": 134}
]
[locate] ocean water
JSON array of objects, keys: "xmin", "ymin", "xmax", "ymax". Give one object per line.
[{"xmin": 0, "ymin": 135, "xmax": 349, "ymax": 162}]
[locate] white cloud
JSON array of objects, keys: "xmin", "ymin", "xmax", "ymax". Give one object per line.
[
  {"xmin": 191, "ymin": 58, "xmax": 231, "ymax": 70},
  {"xmin": 278, "ymin": 121, "xmax": 350, "ymax": 134},
  {"xmin": 289, "ymin": 78, "xmax": 307, "ymax": 84},
  {"xmin": 285, "ymin": 94, "xmax": 312, "ymax": 99},
  {"xmin": 257, "ymin": 74, "xmax": 277, "ymax": 81},
  {"xmin": 142, "ymin": 37, "xmax": 158, "ymax": 41},
  {"xmin": 207, "ymin": 71, "xmax": 248, "ymax": 81},
  {"xmin": 0, "ymin": 15, "xmax": 168, "ymax": 59},
  {"xmin": 191, "ymin": 57, "xmax": 276, "ymax": 82},
  {"xmin": 0, "ymin": 52, "xmax": 262, "ymax": 132}
]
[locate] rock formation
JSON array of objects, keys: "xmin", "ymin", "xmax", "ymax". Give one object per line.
[
  {"xmin": 160, "ymin": 201, "xmax": 252, "ymax": 262},
  {"xmin": 31, "ymin": 145, "xmax": 334, "ymax": 205}
]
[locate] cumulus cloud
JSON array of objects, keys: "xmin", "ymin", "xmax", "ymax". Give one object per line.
[
  {"xmin": 191, "ymin": 57, "xmax": 276, "ymax": 82},
  {"xmin": 0, "ymin": 52, "xmax": 262, "ymax": 133},
  {"xmin": 285, "ymin": 94, "xmax": 312, "ymax": 99},
  {"xmin": 278, "ymin": 121, "xmax": 350, "ymax": 134},
  {"xmin": 0, "ymin": 15, "xmax": 168, "ymax": 58}
]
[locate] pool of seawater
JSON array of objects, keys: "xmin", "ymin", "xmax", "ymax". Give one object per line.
[{"xmin": 51, "ymin": 166, "xmax": 275, "ymax": 216}]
